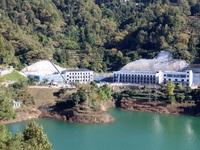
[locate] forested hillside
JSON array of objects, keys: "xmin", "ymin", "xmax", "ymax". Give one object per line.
[{"xmin": 0, "ymin": 0, "xmax": 200, "ymax": 71}]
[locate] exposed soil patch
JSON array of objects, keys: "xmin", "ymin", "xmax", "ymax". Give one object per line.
[{"xmin": 28, "ymin": 87, "xmax": 60, "ymax": 106}]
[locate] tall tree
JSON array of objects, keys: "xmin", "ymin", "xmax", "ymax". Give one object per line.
[
  {"xmin": 0, "ymin": 123, "xmax": 12, "ymax": 149},
  {"xmin": 23, "ymin": 122, "xmax": 52, "ymax": 150},
  {"xmin": 165, "ymin": 81, "xmax": 176, "ymax": 103}
]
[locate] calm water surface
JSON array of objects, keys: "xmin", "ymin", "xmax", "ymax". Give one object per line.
[{"xmin": 7, "ymin": 109, "xmax": 200, "ymax": 150}]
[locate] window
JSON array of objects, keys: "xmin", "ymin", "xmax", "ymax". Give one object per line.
[
  {"xmin": 180, "ymin": 75, "xmax": 186, "ymax": 78},
  {"xmin": 167, "ymin": 74, "xmax": 173, "ymax": 77},
  {"xmin": 174, "ymin": 74, "xmax": 179, "ymax": 78}
]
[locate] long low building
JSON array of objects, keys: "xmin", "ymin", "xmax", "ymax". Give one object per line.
[
  {"xmin": 113, "ymin": 70, "xmax": 193, "ymax": 87},
  {"xmin": 113, "ymin": 71, "xmax": 162, "ymax": 84}
]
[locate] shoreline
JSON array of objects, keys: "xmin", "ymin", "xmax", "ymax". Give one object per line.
[
  {"xmin": 1, "ymin": 107, "xmax": 41, "ymax": 125},
  {"xmin": 1, "ymin": 100, "xmax": 199, "ymax": 125},
  {"xmin": 119, "ymin": 98, "xmax": 199, "ymax": 116}
]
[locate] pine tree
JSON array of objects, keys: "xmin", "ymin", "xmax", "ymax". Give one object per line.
[
  {"xmin": 23, "ymin": 122, "xmax": 52, "ymax": 150},
  {"xmin": 0, "ymin": 123, "xmax": 12, "ymax": 149}
]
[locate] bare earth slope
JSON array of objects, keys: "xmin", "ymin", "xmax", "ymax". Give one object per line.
[{"xmin": 28, "ymin": 87, "xmax": 60, "ymax": 106}]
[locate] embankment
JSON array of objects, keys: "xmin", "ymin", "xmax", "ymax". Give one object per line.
[{"xmin": 117, "ymin": 98, "xmax": 198, "ymax": 116}]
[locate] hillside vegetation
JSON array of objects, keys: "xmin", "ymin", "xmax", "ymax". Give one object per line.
[
  {"xmin": 2, "ymin": 71, "xmax": 26, "ymax": 81},
  {"xmin": 0, "ymin": 0, "xmax": 200, "ymax": 71}
]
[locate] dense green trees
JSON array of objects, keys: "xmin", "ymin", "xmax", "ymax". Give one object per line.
[
  {"xmin": 112, "ymin": 81, "xmax": 200, "ymax": 105},
  {"xmin": 56, "ymin": 82, "xmax": 112, "ymax": 109},
  {"xmin": 0, "ymin": 80, "xmax": 35, "ymax": 122},
  {"xmin": 9, "ymin": 80, "xmax": 35, "ymax": 106},
  {"xmin": 0, "ymin": 0, "xmax": 200, "ymax": 71},
  {"xmin": 0, "ymin": 86, "xmax": 16, "ymax": 120},
  {"xmin": 0, "ymin": 122, "xmax": 52, "ymax": 150}
]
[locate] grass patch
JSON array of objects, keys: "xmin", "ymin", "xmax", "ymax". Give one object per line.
[{"xmin": 2, "ymin": 71, "xmax": 27, "ymax": 81}]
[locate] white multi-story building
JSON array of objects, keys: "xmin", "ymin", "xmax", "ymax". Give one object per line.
[
  {"xmin": 113, "ymin": 70, "xmax": 193, "ymax": 87},
  {"xmin": 62, "ymin": 69, "xmax": 93, "ymax": 84}
]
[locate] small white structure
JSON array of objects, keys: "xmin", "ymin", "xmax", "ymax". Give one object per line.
[
  {"xmin": 13, "ymin": 101, "xmax": 21, "ymax": 107},
  {"xmin": 62, "ymin": 69, "xmax": 93, "ymax": 84}
]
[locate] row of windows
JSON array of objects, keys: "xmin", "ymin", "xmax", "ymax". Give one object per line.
[
  {"xmin": 67, "ymin": 74, "xmax": 92, "ymax": 76},
  {"xmin": 115, "ymin": 74, "xmax": 156, "ymax": 78},
  {"xmin": 69, "ymin": 79, "xmax": 91, "ymax": 82},
  {"xmin": 69, "ymin": 73, "xmax": 92, "ymax": 75},
  {"xmin": 69, "ymin": 76, "xmax": 92, "ymax": 78},
  {"xmin": 164, "ymin": 74, "xmax": 188, "ymax": 78},
  {"xmin": 120, "ymin": 80, "xmax": 156, "ymax": 84},
  {"xmin": 118, "ymin": 77, "xmax": 156, "ymax": 79},
  {"xmin": 118, "ymin": 78, "xmax": 156, "ymax": 81},
  {"xmin": 164, "ymin": 79, "xmax": 189, "ymax": 82}
]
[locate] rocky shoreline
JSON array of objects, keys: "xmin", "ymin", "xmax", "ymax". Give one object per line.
[
  {"xmin": 40, "ymin": 103, "xmax": 115, "ymax": 124},
  {"xmin": 40, "ymin": 109, "xmax": 115, "ymax": 124},
  {"xmin": 1, "ymin": 102, "xmax": 115, "ymax": 124},
  {"xmin": 1, "ymin": 107, "xmax": 41, "ymax": 125},
  {"xmin": 2, "ymin": 99, "xmax": 200, "ymax": 125},
  {"xmin": 119, "ymin": 98, "xmax": 198, "ymax": 116}
]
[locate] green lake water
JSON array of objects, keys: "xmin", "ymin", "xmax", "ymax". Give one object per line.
[{"xmin": 7, "ymin": 109, "xmax": 200, "ymax": 150}]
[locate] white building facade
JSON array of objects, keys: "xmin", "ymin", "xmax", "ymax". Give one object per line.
[
  {"xmin": 113, "ymin": 70, "xmax": 193, "ymax": 87},
  {"xmin": 163, "ymin": 70, "xmax": 193, "ymax": 86},
  {"xmin": 113, "ymin": 71, "xmax": 162, "ymax": 84}
]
